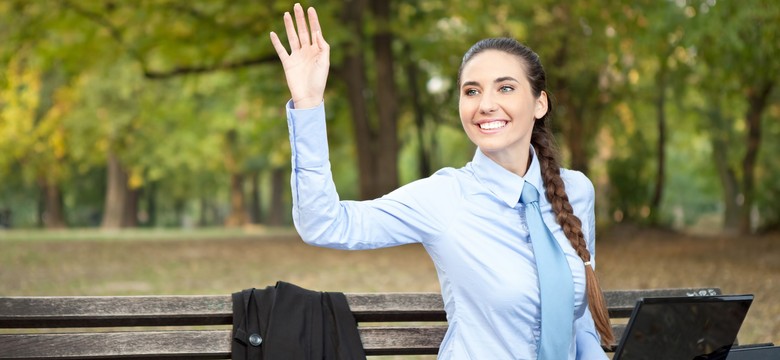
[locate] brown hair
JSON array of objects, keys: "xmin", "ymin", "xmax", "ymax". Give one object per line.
[{"xmin": 458, "ymin": 38, "xmax": 614, "ymax": 346}]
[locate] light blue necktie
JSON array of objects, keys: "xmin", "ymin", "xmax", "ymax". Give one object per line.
[{"xmin": 521, "ymin": 181, "xmax": 574, "ymax": 360}]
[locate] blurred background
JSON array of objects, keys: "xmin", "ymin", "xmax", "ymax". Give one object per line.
[
  {"xmin": 1, "ymin": 0, "xmax": 779, "ymax": 350},
  {"xmin": 0, "ymin": 0, "xmax": 777, "ymax": 233}
]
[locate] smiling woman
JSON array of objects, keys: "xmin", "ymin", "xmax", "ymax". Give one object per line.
[
  {"xmin": 269, "ymin": 4, "xmax": 611, "ymax": 359},
  {"xmin": 457, "ymin": 50, "xmax": 548, "ymax": 174}
]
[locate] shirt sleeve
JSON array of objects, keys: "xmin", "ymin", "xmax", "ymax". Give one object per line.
[
  {"xmin": 286, "ymin": 100, "xmax": 445, "ymax": 250},
  {"xmin": 563, "ymin": 169, "xmax": 606, "ymax": 358},
  {"xmin": 575, "ymin": 307, "xmax": 608, "ymax": 359},
  {"xmin": 577, "ymin": 173, "xmax": 597, "ymax": 267}
]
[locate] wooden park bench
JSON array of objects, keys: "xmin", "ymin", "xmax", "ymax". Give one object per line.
[{"xmin": 0, "ymin": 287, "xmax": 723, "ymax": 359}]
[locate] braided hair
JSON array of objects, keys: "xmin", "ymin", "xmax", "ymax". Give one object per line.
[{"xmin": 457, "ymin": 38, "xmax": 615, "ymax": 346}]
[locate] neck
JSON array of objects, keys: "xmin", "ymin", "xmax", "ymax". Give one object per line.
[{"xmin": 482, "ymin": 148, "xmax": 532, "ymax": 177}]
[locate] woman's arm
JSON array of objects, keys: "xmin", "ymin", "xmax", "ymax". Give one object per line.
[
  {"xmin": 575, "ymin": 308, "xmax": 608, "ymax": 359},
  {"xmin": 575, "ymin": 174, "xmax": 607, "ymax": 359},
  {"xmin": 272, "ymin": 5, "xmax": 446, "ymax": 250},
  {"xmin": 286, "ymin": 102, "xmax": 448, "ymax": 249}
]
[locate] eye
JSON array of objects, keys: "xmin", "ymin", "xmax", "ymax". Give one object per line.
[
  {"xmin": 499, "ymin": 85, "xmax": 514, "ymax": 93},
  {"xmin": 464, "ymin": 88, "xmax": 480, "ymax": 96}
]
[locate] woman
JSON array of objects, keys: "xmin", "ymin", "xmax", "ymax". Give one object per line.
[{"xmin": 270, "ymin": 4, "xmax": 613, "ymax": 359}]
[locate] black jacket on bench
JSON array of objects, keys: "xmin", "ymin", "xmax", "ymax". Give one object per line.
[{"xmin": 231, "ymin": 281, "xmax": 366, "ymax": 360}]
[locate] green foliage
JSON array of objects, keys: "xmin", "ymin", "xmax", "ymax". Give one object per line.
[{"xmin": 0, "ymin": 0, "xmax": 777, "ymax": 231}]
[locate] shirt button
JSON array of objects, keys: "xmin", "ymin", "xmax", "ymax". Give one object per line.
[{"xmin": 249, "ymin": 333, "xmax": 263, "ymax": 346}]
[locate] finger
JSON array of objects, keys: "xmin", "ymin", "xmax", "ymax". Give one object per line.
[
  {"xmin": 307, "ymin": 7, "xmax": 322, "ymax": 40},
  {"xmin": 283, "ymin": 11, "xmax": 300, "ymax": 51},
  {"xmin": 269, "ymin": 31, "xmax": 289, "ymax": 60},
  {"xmin": 293, "ymin": 3, "xmax": 310, "ymax": 47},
  {"xmin": 315, "ymin": 30, "xmax": 329, "ymax": 53}
]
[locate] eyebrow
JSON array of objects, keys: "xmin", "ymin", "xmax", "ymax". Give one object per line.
[{"xmin": 461, "ymin": 76, "xmax": 521, "ymax": 88}]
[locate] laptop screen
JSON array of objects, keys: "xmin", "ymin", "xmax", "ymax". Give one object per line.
[{"xmin": 613, "ymin": 294, "xmax": 753, "ymax": 360}]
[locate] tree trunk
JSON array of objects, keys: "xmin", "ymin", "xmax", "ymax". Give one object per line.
[
  {"xmin": 122, "ymin": 187, "xmax": 139, "ymax": 227},
  {"xmin": 39, "ymin": 179, "xmax": 66, "ymax": 229},
  {"xmin": 0, "ymin": 208, "xmax": 11, "ymax": 228},
  {"xmin": 223, "ymin": 129, "xmax": 248, "ymax": 227},
  {"xmin": 101, "ymin": 152, "xmax": 128, "ymax": 229},
  {"xmin": 338, "ymin": 0, "xmax": 401, "ymax": 199},
  {"xmin": 371, "ymin": 0, "xmax": 399, "ymax": 194},
  {"xmin": 739, "ymin": 80, "xmax": 774, "ymax": 234},
  {"xmin": 340, "ymin": 0, "xmax": 380, "ymax": 199},
  {"xmin": 707, "ymin": 107, "xmax": 741, "ymax": 232},
  {"xmin": 550, "ymin": 34, "xmax": 589, "ymax": 174},
  {"xmin": 555, "ymin": 83, "xmax": 590, "ymax": 173},
  {"xmin": 405, "ymin": 50, "xmax": 432, "ymax": 178},
  {"xmin": 146, "ymin": 180, "xmax": 157, "ymax": 227},
  {"xmin": 650, "ymin": 61, "xmax": 669, "ymax": 224},
  {"xmin": 567, "ymin": 105, "xmax": 589, "ymax": 174},
  {"xmin": 712, "ymin": 143, "xmax": 740, "ymax": 231},
  {"xmin": 249, "ymin": 171, "xmax": 262, "ymax": 224},
  {"xmin": 225, "ymin": 172, "xmax": 248, "ymax": 227}
]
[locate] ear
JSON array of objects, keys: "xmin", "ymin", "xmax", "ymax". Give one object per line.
[{"xmin": 534, "ymin": 91, "xmax": 549, "ymax": 119}]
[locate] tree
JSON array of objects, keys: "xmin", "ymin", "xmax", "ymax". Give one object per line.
[
  {"xmin": 2, "ymin": 0, "xmax": 778, "ymax": 232},
  {"xmin": 689, "ymin": 0, "xmax": 779, "ymax": 233},
  {"xmin": 521, "ymin": 2, "xmax": 613, "ymax": 175},
  {"xmin": 608, "ymin": 1, "xmax": 694, "ymax": 224},
  {"xmin": 0, "ymin": 23, "xmax": 79, "ymax": 228}
]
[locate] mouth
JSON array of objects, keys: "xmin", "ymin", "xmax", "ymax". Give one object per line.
[{"xmin": 478, "ymin": 120, "xmax": 508, "ymax": 130}]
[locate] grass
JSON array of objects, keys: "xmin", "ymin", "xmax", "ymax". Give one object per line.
[
  {"xmin": 1, "ymin": 225, "xmax": 778, "ymax": 353},
  {"xmin": 0, "ymin": 226, "xmax": 296, "ymax": 242}
]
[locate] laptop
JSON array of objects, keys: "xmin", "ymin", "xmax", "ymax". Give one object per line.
[
  {"xmin": 612, "ymin": 294, "xmax": 754, "ymax": 360},
  {"xmin": 726, "ymin": 343, "xmax": 780, "ymax": 360}
]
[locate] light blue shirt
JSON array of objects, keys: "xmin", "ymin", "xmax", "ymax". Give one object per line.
[{"xmin": 286, "ymin": 101, "xmax": 607, "ymax": 360}]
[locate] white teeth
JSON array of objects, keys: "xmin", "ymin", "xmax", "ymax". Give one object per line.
[{"xmin": 479, "ymin": 121, "xmax": 507, "ymax": 130}]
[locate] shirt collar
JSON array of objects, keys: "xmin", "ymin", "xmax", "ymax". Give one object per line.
[{"xmin": 471, "ymin": 147, "xmax": 545, "ymax": 208}]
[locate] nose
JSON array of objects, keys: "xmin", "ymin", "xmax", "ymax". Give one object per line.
[{"xmin": 479, "ymin": 93, "xmax": 497, "ymax": 114}]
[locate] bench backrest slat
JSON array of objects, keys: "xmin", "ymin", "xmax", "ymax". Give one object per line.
[
  {"xmin": 0, "ymin": 288, "xmax": 721, "ymax": 328},
  {"xmin": 0, "ymin": 327, "xmax": 452, "ymax": 359},
  {"xmin": 359, "ymin": 326, "xmax": 446, "ymax": 355},
  {"xmin": 347, "ymin": 293, "xmax": 445, "ymax": 322},
  {"xmin": 0, "ymin": 287, "xmax": 722, "ymax": 358},
  {"xmin": 0, "ymin": 330, "xmax": 231, "ymax": 359},
  {"xmin": 0, "ymin": 296, "xmax": 232, "ymax": 328}
]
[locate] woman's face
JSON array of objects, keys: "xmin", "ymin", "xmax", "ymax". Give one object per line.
[{"xmin": 458, "ymin": 50, "xmax": 548, "ymax": 169}]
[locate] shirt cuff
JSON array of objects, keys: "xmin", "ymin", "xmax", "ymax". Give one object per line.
[{"xmin": 286, "ymin": 100, "xmax": 329, "ymax": 168}]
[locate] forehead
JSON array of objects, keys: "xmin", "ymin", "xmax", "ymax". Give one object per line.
[{"xmin": 460, "ymin": 50, "xmax": 528, "ymax": 81}]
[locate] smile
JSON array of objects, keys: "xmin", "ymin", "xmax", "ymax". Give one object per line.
[{"xmin": 478, "ymin": 120, "xmax": 508, "ymax": 130}]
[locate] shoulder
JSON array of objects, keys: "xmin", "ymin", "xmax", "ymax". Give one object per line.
[
  {"xmin": 390, "ymin": 167, "xmax": 466, "ymax": 199},
  {"xmin": 560, "ymin": 168, "xmax": 595, "ymax": 201},
  {"xmin": 382, "ymin": 166, "xmax": 480, "ymax": 216}
]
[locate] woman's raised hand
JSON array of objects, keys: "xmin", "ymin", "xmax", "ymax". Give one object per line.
[{"xmin": 270, "ymin": 4, "xmax": 330, "ymax": 109}]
